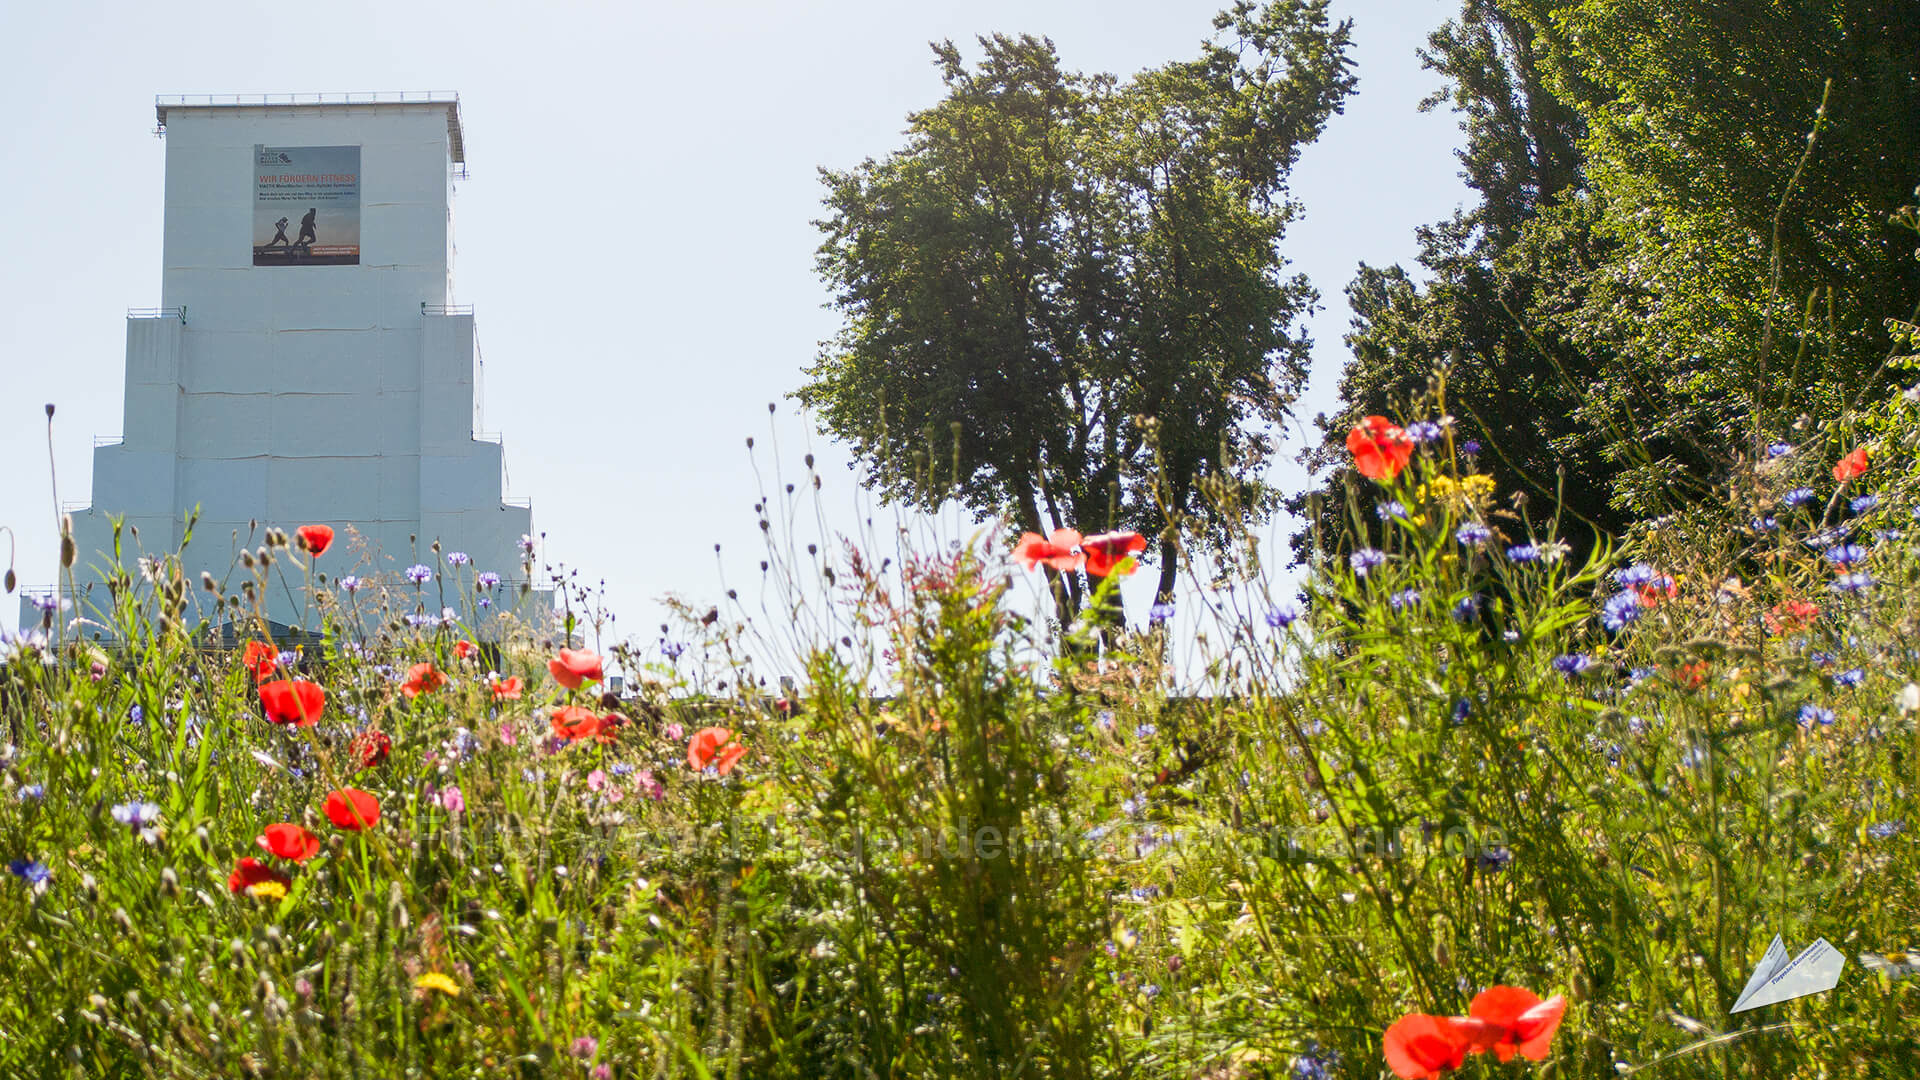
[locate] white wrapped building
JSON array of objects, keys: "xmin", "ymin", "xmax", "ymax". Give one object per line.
[{"xmin": 21, "ymin": 94, "xmax": 541, "ymax": 639}]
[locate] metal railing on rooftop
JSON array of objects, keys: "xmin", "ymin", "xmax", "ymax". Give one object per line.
[
  {"xmin": 127, "ymin": 307, "xmax": 185, "ymax": 322},
  {"xmin": 422, "ymin": 304, "xmax": 474, "ymax": 316},
  {"xmin": 156, "ymin": 91, "xmax": 458, "ymax": 108}
]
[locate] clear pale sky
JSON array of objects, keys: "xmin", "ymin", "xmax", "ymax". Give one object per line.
[{"xmin": 0, "ymin": 0, "xmax": 1470, "ymax": 658}]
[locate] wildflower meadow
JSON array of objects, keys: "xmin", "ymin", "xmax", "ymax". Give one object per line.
[{"xmin": 3, "ymin": 370, "xmax": 1919, "ymax": 1077}]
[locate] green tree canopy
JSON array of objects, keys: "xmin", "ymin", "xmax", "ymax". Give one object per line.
[
  {"xmin": 798, "ymin": 1, "xmax": 1356, "ymax": 619},
  {"xmin": 1297, "ymin": 0, "xmax": 1920, "ymax": 567}
]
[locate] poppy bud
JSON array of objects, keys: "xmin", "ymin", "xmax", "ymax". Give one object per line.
[
  {"xmin": 45, "ymin": 403, "xmax": 55, "ymax": 418},
  {"xmin": 160, "ymin": 867, "xmax": 179, "ymax": 898},
  {"xmin": 3, "ymin": 569, "xmax": 13, "ymax": 593},
  {"xmin": 202, "ymin": 572, "xmax": 216, "ymax": 592},
  {"xmin": 241, "ymin": 551, "xmax": 254, "ymax": 569}
]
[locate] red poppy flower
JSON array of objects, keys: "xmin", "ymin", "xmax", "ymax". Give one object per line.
[
  {"xmin": 1082, "ymin": 531, "xmax": 1148, "ymax": 577},
  {"xmin": 548, "ymin": 648, "xmax": 604, "ymax": 690},
  {"xmin": 1834, "ymin": 447, "xmax": 1869, "ymax": 482},
  {"xmin": 1383, "ymin": 1014, "xmax": 1481, "ymax": 1079},
  {"xmin": 1467, "ymin": 986, "xmax": 1567, "ymax": 1062},
  {"xmin": 1673, "ymin": 660, "xmax": 1709, "ymax": 690},
  {"xmin": 1763, "ymin": 599, "xmax": 1820, "ymax": 635},
  {"xmin": 296, "ymin": 524, "xmax": 334, "ymax": 557},
  {"xmin": 551, "ymin": 705, "xmax": 620, "ymax": 743},
  {"xmin": 242, "ymin": 640, "xmax": 279, "ymax": 681},
  {"xmin": 1348, "ymin": 416, "xmax": 1415, "ymax": 482},
  {"xmin": 400, "ymin": 662, "xmax": 447, "ymax": 698},
  {"xmin": 323, "ymin": 788, "xmax": 381, "ymax": 831},
  {"xmin": 687, "ymin": 726, "xmax": 748, "ymax": 775},
  {"xmin": 1635, "ymin": 575, "xmax": 1677, "ymax": 607},
  {"xmin": 490, "ymin": 675, "xmax": 524, "ymax": 700},
  {"xmin": 259, "ymin": 679, "xmax": 326, "ymax": 726},
  {"xmin": 228, "ymin": 856, "xmax": 292, "ymax": 895},
  {"xmin": 256, "ymin": 823, "xmax": 321, "ymax": 862},
  {"xmin": 350, "ymin": 728, "xmax": 392, "ymax": 769},
  {"xmin": 1012, "ymin": 529, "xmax": 1083, "ymax": 572},
  {"xmin": 453, "ymin": 640, "xmax": 477, "ymax": 660}
]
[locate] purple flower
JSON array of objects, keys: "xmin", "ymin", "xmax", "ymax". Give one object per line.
[
  {"xmin": 1506, "ymin": 543, "xmax": 1540, "ymax": 564},
  {"xmin": 1849, "ymin": 493, "xmax": 1879, "ymax": 515},
  {"xmin": 1553, "ymin": 653, "xmax": 1592, "ymax": 678},
  {"xmin": 1455, "ymin": 522, "xmax": 1491, "ymax": 546},
  {"xmin": 1797, "ymin": 704, "xmax": 1835, "ymax": 727},
  {"xmin": 1835, "ymin": 668, "xmax": 1865, "ymax": 688},
  {"xmin": 1476, "ymin": 845, "xmax": 1512, "ymax": 872},
  {"xmin": 1867, "ymin": 820, "xmax": 1905, "ymax": 839},
  {"xmin": 1375, "ymin": 500, "xmax": 1408, "ymax": 521},
  {"xmin": 1451, "ymin": 594, "xmax": 1480, "ymax": 623},
  {"xmin": 1781, "ymin": 487, "xmax": 1815, "ymax": 508},
  {"xmin": 1389, "ymin": 588, "xmax": 1422, "ymax": 612},
  {"xmin": 1602, "ymin": 591, "xmax": 1644, "ymax": 633},
  {"xmin": 476, "ymin": 571, "xmax": 501, "ymax": 589},
  {"xmin": 1614, "ymin": 563, "xmax": 1656, "ymax": 588},
  {"xmin": 1823, "ymin": 543, "xmax": 1868, "ymax": 567},
  {"xmin": 1461, "ymin": 440, "xmax": 1481, "ymax": 456},
  {"xmin": 7, "ymin": 859, "xmax": 50, "ymax": 887},
  {"xmin": 1265, "ymin": 603, "xmax": 1300, "ymax": 629},
  {"xmin": 439, "ymin": 785, "xmax": 466, "ymax": 815},
  {"xmin": 1147, "ymin": 602, "xmax": 1175, "ymax": 625},
  {"xmin": 570, "ymin": 1036, "xmax": 599, "ymax": 1060},
  {"xmin": 445, "ymin": 551, "xmax": 471, "ymax": 567},
  {"xmin": 338, "ymin": 575, "xmax": 361, "ymax": 593},
  {"xmin": 661, "ymin": 640, "xmax": 687, "ymax": 660},
  {"xmin": 17, "ymin": 785, "xmax": 45, "ymax": 802},
  {"xmin": 1750, "ymin": 516, "xmax": 1778, "ymax": 532},
  {"xmin": 110, "ymin": 801, "xmax": 162, "ymax": 831},
  {"xmin": 1766, "ymin": 442, "xmax": 1793, "ymax": 458},
  {"xmin": 1405, "ymin": 420, "xmax": 1444, "ymax": 444},
  {"xmin": 1831, "ymin": 572, "xmax": 1875, "ymax": 594},
  {"xmin": 405, "ymin": 564, "xmax": 433, "ymax": 585},
  {"xmin": 1349, "ymin": 548, "xmax": 1386, "ymax": 576}
]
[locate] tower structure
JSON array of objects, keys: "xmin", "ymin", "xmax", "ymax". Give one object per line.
[{"xmin": 22, "ymin": 93, "xmax": 539, "ymax": 638}]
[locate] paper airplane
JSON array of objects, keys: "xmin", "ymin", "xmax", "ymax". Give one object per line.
[{"xmin": 1730, "ymin": 934, "xmax": 1845, "ymax": 1012}]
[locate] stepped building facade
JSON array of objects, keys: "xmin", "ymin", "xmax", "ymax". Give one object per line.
[{"xmin": 22, "ymin": 93, "xmax": 540, "ymax": 638}]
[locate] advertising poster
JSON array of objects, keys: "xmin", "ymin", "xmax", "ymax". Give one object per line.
[{"xmin": 253, "ymin": 145, "xmax": 360, "ymax": 266}]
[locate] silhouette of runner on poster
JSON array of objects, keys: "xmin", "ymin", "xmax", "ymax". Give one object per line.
[
  {"xmin": 265, "ymin": 217, "xmax": 291, "ymax": 248},
  {"xmin": 253, "ymin": 145, "xmax": 359, "ymax": 266},
  {"xmin": 296, "ymin": 208, "xmax": 318, "ymax": 250}
]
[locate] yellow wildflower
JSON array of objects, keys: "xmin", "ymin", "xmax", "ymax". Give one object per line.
[
  {"xmin": 247, "ymin": 880, "xmax": 287, "ymax": 901},
  {"xmin": 415, "ymin": 972, "xmax": 460, "ymax": 997}
]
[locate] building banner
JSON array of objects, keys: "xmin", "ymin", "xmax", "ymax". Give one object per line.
[{"xmin": 253, "ymin": 145, "xmax": 360, "ymax": 266}]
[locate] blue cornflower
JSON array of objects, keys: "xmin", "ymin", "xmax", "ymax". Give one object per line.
[
  {"xmin": 1135, "ymin": 723, "xmax": 1158, "ymax": 739},
  {"xmin": 1679, "ymin": 745, "xmax": 1709, "ymax": 770},
  {"xmin": 1147, "ymin": 602, "xmax": 1175, "ymax": 626},
  {"xmin": 1405, "ymin": 420, "xmax": 1444, "ymax": 444},
  {"xmin": 1389, "ymin": 588, "xmax": 1422, "ymax": 612},
  {"xmin": 1451, "ymin": 594, "xmax": 1480, "ymax": 623},
  {"xmin": 1451, "ymin": 699, "xmax": 1472, "ymax": 724},
  {"xmin": 1507, "ymin": 543, "xmax": 1540, "ymax": 563},
  {"xmin": 1603, "ymin": 591, "xmax": 1644, "ymax": 633},
  {"xmin": 276, "ymin": 649, "xmax": 299, "ymax": 668},
  {"xmin": 1477, "ymin": 846, "xmax": 1513, "ymax": 872},
  {"xmin": 1265, "ymin": 603, "xmax": 1299, "ymax": 629},
  {"xmin": 1455, "ymin": 522, "xmax": 1491, "ymax": 546},
  {"xmin": 1767, "ymin": 442, "xmax": 1793, "ymax": 458},
  {"xmin": 1750, "ymin": 515, "xmax": 1778, "ymax": 532},
  {"xmin": 1614, "ymin": 563, "xmax": 1656, "ymax": 588},
  {"xmin": 1823, "ymin": 543, "xmax": 1868, "ymax": 567},
  {"xmin": 1781, "ymin": 487, "xmax": 1815, "ymax": 508},
  {"xmin": 1850, "ymin": 493, "xmax": 1880, "ymax": 515},
  {"xmin": 338, "ymin": 575, "xmax": 361, "ymax": 593},
  {"xmin": 1835, "ymin": 668, "xmax": 1865, "ymax": 688},
  {"xmin": 1868, "ymin": 820, "xmax": 1906, "ymax": 839},
  {"xmin": 1349, "ymin": 548, "xmax": 1386, "ymax": 576},
  {"xmin": 110, "ymin": 801, "xmax": 162, "ymax": 831},
  {"xmin": 1461, "ymin": 440, "xmax": 1481, "ymax": 456},
  {"xmin": 1121, "ymin": 796, "xmax": 1147, "ymax": 818},
  {"xmin": 1553, "ymin": 653, "xmax": 1592, "ymax": 678},
  {"xmin": 405, "ymin": 564, "xmax": 433, "ymax": 584},
  {"xmin": 1095, "ymin": 710, "xmax": 1116, "ymax": 731},
  {"xmin": 18, "ymin": 784, "xmax": 45, "ymax": 802},
  {"xmin": 1375, "ymin": 500, "xmax": 1408, "ymax": 521},
  {"xmin": 445, "ymin": 551, "xmax": 471, "ymax": 567},
  {"xmin": 476, "ymin": 571, "xmax": 501, "ymax": 589},
  {"xmin": 7, "ymin": 859, "xmax": 50, "ymax": 886},
  {"xmin": 1291, "ymin": 1044, "xmax": 1338, "ymax": 1080},
  {"xmin": 477, "ymin": 597, "xmax": 492, "ymax": 609},
  {"xmin": 661, "ymin": 641, "xmax": 687, "ymax": 660},
  {"xmin": 1130, "ymin": 884, "xmax": 1161, "ymax": 901},
  {"xmin": 128, "ymin": 705, "xmax": 144, "ymax": 724},
  {"xmin": 406, "ymin": 613, "xmax": 442, "ymax": 629},
  {"xmin": 1798, "ymin": 704, "xmax": 1835, "ymax": 727},
  {"xmin": 1809, "ymin": 650, "xmax": 1836, "ymax": 667},
  {"xmin": 1831, "ymin": 572, "xmax": 1875, "ymax": 594}
]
